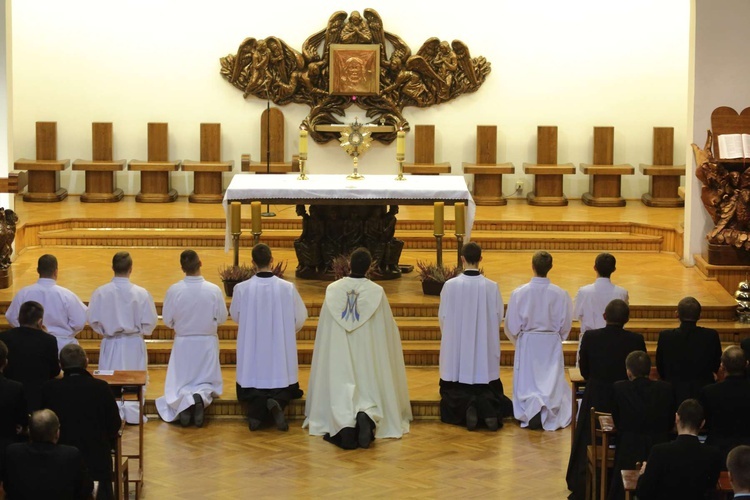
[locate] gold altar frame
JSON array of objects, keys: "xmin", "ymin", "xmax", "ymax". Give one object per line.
[{"xmin": 329, "ymin": 44, "xmax": 380, "ymax": 96}]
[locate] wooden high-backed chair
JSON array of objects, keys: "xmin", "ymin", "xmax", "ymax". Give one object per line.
[{"xmin": 586, "ymin": 409, "xmax": 615, "ymax": 500}]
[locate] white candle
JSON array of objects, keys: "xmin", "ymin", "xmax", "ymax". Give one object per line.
[{"xmin": 299, "ymin": 129, "xmax": 308, "ymax": 156}]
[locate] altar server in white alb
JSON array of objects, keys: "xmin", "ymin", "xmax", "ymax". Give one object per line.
[
  {"xmin": 439, "ymin": 242, "xmax": 512, "ymax": 432},
  {"xmin": 573, "ymin": 252, "xmax": 628, "ymax": 363},
  {"xmin": 87, "ymin": 251, "xmax": 158, "ymax": 424},
  {"xmin": 504, "ymin": 250, "xmax": 573, "ymax": 431},
  {"xmin": 5, "ymin": 254, "xmax": 87, "ymax": 353},
  {"xmin": 230, "ymin": 244, "xmax": 307, "ymax": 432},
  {"xmin": 304, "ymin": 248, "xmax": 412, "ymax": 449},
  {"xmin": 156, "ymin": 250, "xmax": 228, "ymax": 427}
]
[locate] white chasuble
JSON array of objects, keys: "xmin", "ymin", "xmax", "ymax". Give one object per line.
[{"xmin": 304, "ymin": 277, "xmax": 412, "ymax": 439}]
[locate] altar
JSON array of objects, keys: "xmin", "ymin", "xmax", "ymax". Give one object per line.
[{"xmin": 223, "ymin": 174, "xmax": 475, "ymax": 279}]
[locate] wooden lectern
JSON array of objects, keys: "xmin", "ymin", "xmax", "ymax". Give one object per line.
[
  {"xmin": 72, "ymin": 123, "xmax": 126, "ymax": 203},
  {"xmin": 182, "ymin": 123, "xmax": 234, "ymax": 203},
  {"xmin": 241, "ymin": 108, "xmax": 299, "ymax": 173},
  {"xmin": 640, "ymin": 127, "xmax": 685, "ymax": 207},
  {"xmin": 462, "ymin": 125, "xmax": 515, "ymax": 206},
  {"xmin": 129, "ymin": 123, "xmax": 181, "ymax": 203},
  {"xmin": 14, "ymin": 122, "xmax": 70, "ymax": 202},
  {"xmin": 523, "ymin": 126, "xmax": 575, "ymax": 206},
  {"xmin": 403, "ymin": 125, "xmax": 451, "ymax": 175},
  {"xmin": 580, "ymin": 127, "xmax": 634, "ymax": 207}
]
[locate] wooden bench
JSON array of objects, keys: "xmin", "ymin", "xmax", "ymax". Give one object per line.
[{"xmin": 622, "ymin": 469, "xmax": 730, "ymax": 499}]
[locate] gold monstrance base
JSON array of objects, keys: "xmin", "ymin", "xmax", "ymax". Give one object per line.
[{"xmin": 346, "ymin": 156, "xmax": 364, "ymax": 181}]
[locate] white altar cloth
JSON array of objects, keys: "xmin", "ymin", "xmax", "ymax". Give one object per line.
[{"xmin": 222, "ymin": 174, "xmax": 475, "ymax": 251}]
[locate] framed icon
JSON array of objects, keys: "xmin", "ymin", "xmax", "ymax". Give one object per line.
[{"xmin": 329, "ymin": 44, "xmax": 380, "ymax": 96}]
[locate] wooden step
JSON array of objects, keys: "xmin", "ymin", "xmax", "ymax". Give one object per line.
[{"xmin": 37, "ymin": 227, "xmax": 663, "ymax": 252}]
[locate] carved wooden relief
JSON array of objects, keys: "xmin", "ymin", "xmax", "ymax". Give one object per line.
[{"xmin": 220, "ymin": 9, "xmax": 491, "ymax": 145}]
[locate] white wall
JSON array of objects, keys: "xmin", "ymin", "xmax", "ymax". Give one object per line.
[
  {"xmin": 0, "ymin": 0, "xmax": 11, "ymax": 209},
  {"xmin": 685, "ymin": 0, "xmax": 750, "ymax": 264},
  {"xmin": 10, "ymin": 0, "xmax": 690, "ymax": 198}
]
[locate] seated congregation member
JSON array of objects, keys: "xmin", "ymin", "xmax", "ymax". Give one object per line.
[
  {"xmin": 699, "ymin": 345, "xmax": 750, "ymax": 464},
  {"xmin": 156, "ymin": 250, "xmax": 228, "ymax": 427},
  {"xmin": 656, "ymin": 296, "xmax": 721, "ymax": 405},
  {"xmin": 504, "ymin": 250, "xmax": 572, "ymax": 431},
  {"xmin": 304, "ymin": 248, "xmax": 412, "ymax": 449},
  {"xmin": 635, "ymin": 399, "xmax": 721, "ymax": 500},
  {"xmin": 572, "ymin": 252, "xmax": 629, "ymax": 364},
  {"xmin": 41, "ymin": 345, "xmax": 121, "ymax": 500},
  {"xmin": 742, "ymin": 337, "xmax": 750, "ymax": 379},
  {"xmin": 0, "ymin": 301, "xmax": 60, "ymax": 412},
  {"xmin": 565, "ymin": 299, "xmax": 645, "ymax": 499},
  {"xmin": 87, "ymin": 251, "xmax": 158, "ymax": 424},
  {"xmin": 609, "ymin": 351, "xmax": 674, "ymax": 500},
  {"xmin": 438, "ymin": 242, "xmax": 512, "ymax": 432},
  {"xmin": 230, "ymin": 243, "xmax": 307, "ymax": 432},
  {"xmin": 0, "ymin": 340, "xmax": 27, "ymax": 461},
  {"xmin": 5, "ymin": 254, "xmax": 87, "ymax": 353},
  {"xmin": 727, "ymin": 445, "xmax": 750, "ymax": 498},
  {"xmin": 2, "ymin": 409, "xmax": 93, "ymax": 500}
]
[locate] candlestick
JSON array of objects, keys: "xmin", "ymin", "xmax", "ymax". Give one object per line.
[
  {"xmin": 231, "ymin": 202, "xmax": 241, "ymax": 234},
  {"xmin": 455, "ymin": 203, "xmax": 466, "ymax": 235},
  {"xmin": 232, "ymin": 233, "xmax": 240, "ymax": 267},
  {"xmin": 456, "ymin": 234, "xmax": 464, "ymax": 269},
  {"xmin": 299, "ymin": 129, "xmax": 308, "ymax": 155},
  {"xmin": 435, "ymin": 235, "xmax": 443, "ymax": 268},
  {"xmin": 434, "ymin": 202, "xmax": 444, "ymax": 236},
  {"xmin": 251, "ymin": 201, "xmax": 262, "ymax": 234}
]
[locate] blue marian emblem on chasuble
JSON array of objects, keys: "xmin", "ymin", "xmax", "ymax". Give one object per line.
[{"xmin": 341, "ymin": 289, "xmax": 360, "ymax": 322}]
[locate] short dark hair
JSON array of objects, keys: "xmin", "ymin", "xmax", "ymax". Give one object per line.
[
  {"xmin": 18, "ymin": 301, "xmax": 44, "ymax": 327},
  {"xmin": 180, "ymin": 249, "xmax": 201, "ymax": 274},
  {"xmin": 604, "ymin": 299, "xmax": 630, "ymax": 326},
  {"xmin": 626, "ymin": 350, "xmax": 650, "ymax": 378},
  {"xmin": 37, "ymin": 254, "xmax": 58, "ymax": 278},
  {"xmin": 0, "ymin": 340, "xmax": 7, "ymax": 366},
  {"xmin": 112, "ymin": 251, "xmax": 133, "ymax": 275},
  {"xmin": 677, "ymin": 399, "xmax": 704, "ymax": 431},
  {"xmin": 251, "ymin": 243, "xmax": 272, "ymax": 268},
  {"xmin": 532, "ymin": 251, "xmax": 553, "ymax": 277},
  {"xmin": 595, "ymin": 253, "xmax": 617, "ymax": 278},
  {"xmin": 677, "ymin": 296, "xmax": 702, "ymax": 322},
  {"xmin": 29, "ymin": 409, "xmax": 59, "ymax": 443},
  {"xmin": 59, "ymin": 344, "xmax": 87, "ymax": 370},
  {"xmin": 722, "ymin": 346, "xmax": 747, "ymax": 377},
  {"xmin": 350, "ymin": 247, "xmax": 372, "ymax": 275},
  {"xmin": 462, "ymin": 242, "xmax": 481, "ymax": 265},
  {"xmin": 727, "ymin": 445, "xmax": 750, "ymax": 491}
]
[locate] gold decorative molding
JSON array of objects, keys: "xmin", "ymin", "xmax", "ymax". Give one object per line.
[{"xmin": 220, "ymin": 9, "xmax": 491, "ymax": 145}]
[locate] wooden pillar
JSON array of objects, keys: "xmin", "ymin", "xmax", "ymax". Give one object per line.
[
  {"xmin": 182, "ymin": 123, "xmax": 234, "ymax": 203},
  {"xmin": 129, "ymin": 123, "xmax": 180, "ymax": 203},
  {"xmin": 462, "ymin": 125, "xmax": 514, "ymax": 206},
  {"xmin": 72, "ymin": 123, "xmax": 125, "ymax": 202},
  {"xmin": 580, "ymin": 126, "xmax": 634, "ymax": 207},
  {"xmin": 523, "ymin": 126, "xmax": 575, "ymax": 206},
  {"xmin": 640, "ymin": 127, "xmax": 685, "ymax": 207},
  {"xmin": 14, "ymin": 122, "xmax": 69, "ymax": 202}
]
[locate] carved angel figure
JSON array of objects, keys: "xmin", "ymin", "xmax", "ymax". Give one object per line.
[{"xmin": 0, "ymin": 208, "xmax": 18, "ymax": 270}]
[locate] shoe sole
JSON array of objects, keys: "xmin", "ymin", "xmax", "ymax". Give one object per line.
[
  {"xmin": 193, "ymin": 394, "xmax": 205, "ymax": 428},
  {"xmin": 357, "ymin": 412, "xmax": 372, "ymax": 449},
  {"xmin": 267, "ymin": 399, "xmax": 288, "ymax": 431},
  {"xmin": 465, "ymin": 406, "xmax": 478, "ymax": 431}
]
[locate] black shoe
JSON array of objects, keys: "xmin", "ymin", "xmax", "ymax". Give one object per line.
[
  {"xmin": 527, "ymin": 411, "xmax": 543, "ymax": 430},
  {"xmin": 267, "ymin": 399, "xmax": 288, "ymax": 431},
  {"xmin": 248, "ymin": 418, "xmax": 262, "ymax": 431},
  {"xmin": 484, "ymin": 417, "xmax": 501, "ymax": 432},
  {"xmin": 193, "ymin": 394, "xmax": 205, "ymax": 428},
  {"xmin": 178, "ymin": 408, "xmax": 192, "ymax": 427},
  {"xmin": 356, "ymin": 412, "xmax": 373, "ymax": 449},
  {"xmin": 465, "ymin": 405, "xmax": 478, "ymax": 431}
]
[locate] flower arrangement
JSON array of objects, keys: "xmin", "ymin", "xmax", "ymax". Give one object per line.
[{"xmin": 416, "ymin": 260, "xmax": 461, "ymax": 296}]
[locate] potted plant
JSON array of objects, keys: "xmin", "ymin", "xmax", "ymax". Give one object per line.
[
  {"xmin": 416, "ymin": 260, "xmax": 460, "ymax": 296},
  {"xmin": 218, "ymin": 263, "xmax": 254, "ymax": 297}
]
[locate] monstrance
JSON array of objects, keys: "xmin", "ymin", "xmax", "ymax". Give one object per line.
[{"xmin": 339, "ymin": 118, "xmax": 373, "ymax": 180}]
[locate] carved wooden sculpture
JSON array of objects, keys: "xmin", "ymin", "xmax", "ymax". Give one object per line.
[{"xmin": 220, "ymin": 9, "xmax": 491, "ymax": 145}]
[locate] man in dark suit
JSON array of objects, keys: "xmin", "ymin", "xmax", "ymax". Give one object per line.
[
  {"xmin": 0, "ymin": 300, "xmax": 60, "ymax": 412},
  {"xmin": 41, "ymin": 344, "xmax": 121, "ymax": 500},
  {"xmin": 609, "ymin": 350, "xmax": 675, "ymax": 499},
  {"xmin": 727, "ymin": 445, "xmax": 750, "ymax": 498},
  {"xmin": 2, "ymin": 409, "xmax": 93, "ymax": 500},
  {"xmin": 566, "ymin": 299, "xmax": 646, "ymax": 499},
  {"xmin": 656, "ymin": 296, "xmax": 722, "ymax": 405},
  {"xmin": 636, "ymin": 399, "xmax": 722, "ymax": 500},
  {"xmin": 0, "ymin": 340, "xmax": 28, "ymax": 471},
  {"xmin": 699, "ymin": 345, "xmax": 750, "ymax": 464}
]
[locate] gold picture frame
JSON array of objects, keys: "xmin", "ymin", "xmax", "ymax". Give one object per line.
[{"xmin": 329, "ymin": 44, "xmax": 380, "ymax": 96}]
